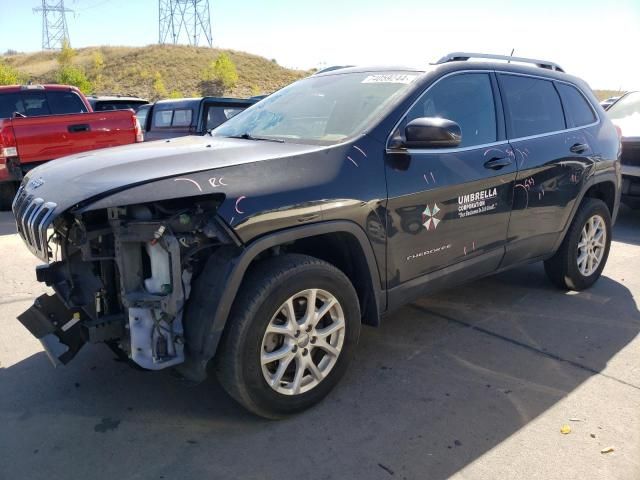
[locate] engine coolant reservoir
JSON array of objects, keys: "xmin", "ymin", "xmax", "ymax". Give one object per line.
[{"xmin": 144, "ymin": 242, "xmax": 171, "ymax": 294}]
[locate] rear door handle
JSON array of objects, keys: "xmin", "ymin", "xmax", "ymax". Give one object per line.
[
  {"xmin": 484, "ymin": 157, "xmax": 512, "ymax": 170},
  {"xmin": 570, "ymin": 143, "xmax": 589, "ymax": 154},
  {"xmin": 68, "ymin": 124, "xmax": 90, "ymax": 133}
]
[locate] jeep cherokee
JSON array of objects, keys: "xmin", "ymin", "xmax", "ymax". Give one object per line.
[{"xmin": 12, "ymin": 52, "xmax": 621, "ymax": 418}]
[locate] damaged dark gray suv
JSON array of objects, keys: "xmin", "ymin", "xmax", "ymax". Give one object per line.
[{"xmin": 13, "ymin": 53, "xmax": 621, "ymax": 418}]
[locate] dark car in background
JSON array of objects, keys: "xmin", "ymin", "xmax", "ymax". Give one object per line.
[
  {"xmin": 86, "ymin": 95, "xmax": 149, "ymax": 112},
  {"xmin": 608, "ymin": 91, "xmax": 640, "ymax": 208},
  {"xmin": 137, "ymin": 96, "xmax": 258, "ymax": 141}
]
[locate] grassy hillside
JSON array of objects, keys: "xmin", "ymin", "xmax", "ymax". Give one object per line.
[
  {"xmin": 2, "ymin": 44, "xmax": 308, "ymax": 99},
  {"xmin": 593, "ymin": 89, "xmax": 625, "ymax": 102},
  {"xmin": 1, "ymin": 46, "xmax": 625, "ymax": 102}
]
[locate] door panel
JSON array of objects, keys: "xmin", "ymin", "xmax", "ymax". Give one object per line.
[
  {"xmin": 385, "ymin": 146, "xmax": 517, "ymax": 288},
  {"xmin": 504, "ymin": 132, "xmax": 592, "ymax": 264},
  {"xmin": 384, "ymin": 72, "xmax": 515, "ymax": 290}
]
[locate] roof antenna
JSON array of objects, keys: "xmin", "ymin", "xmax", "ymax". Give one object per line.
[{"xmin": 508, "ymin": 49, "xmax": 515, "ymax": 63}]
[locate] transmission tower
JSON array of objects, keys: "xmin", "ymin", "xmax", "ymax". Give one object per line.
[
  {"xmin": 159, "ymin": 0, "xmax": 213, "ymax": 47},
  {"xmin": 33, "ymin": 1, "xmax": 73, "ymax": 50}
]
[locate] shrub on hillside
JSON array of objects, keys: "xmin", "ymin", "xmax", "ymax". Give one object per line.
[
  {"xmin": 0, "ymin": 61, "xmax": 25, "ymax": 85},
  {"xmin": 53, "ymin": 41, "xmax": 92, "ymax": 93},
  {"xmin": 200, "ymin": 53, "xmax": 238, "ymax": 95},
  {"xmin": 57, "ymin": 65, "xmax": 92, "ymax": 93},
  {"xmin": 153, "ymin": 72, "xmax": 168, "ymax": 99},
  {"xmin": 57, "ymin": 41, "xmax": 76, "ymax": 67},
  {"xmin": 90, "ymin": 51, "xmax": 105, "ymax": 92}
]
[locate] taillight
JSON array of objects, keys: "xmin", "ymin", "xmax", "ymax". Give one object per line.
[
  {"xmin": 0, "ymin": 124, "xmax": 17, "ymax": 158},
  {"xmin": 134, "ymin": 117, "xmax": 144, "ymax": 143}
]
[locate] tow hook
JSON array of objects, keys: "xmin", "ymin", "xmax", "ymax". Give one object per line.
[{"xmin": 17, "ymin": 293, "xmax": 86, "ymax": 366}]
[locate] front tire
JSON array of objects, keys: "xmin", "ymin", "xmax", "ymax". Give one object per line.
[
  {"xmin": 215, "ymin": 254, "xmax": 361, "ymax": 419},
  {"xmin": 544, "ymin": 198, "xmax": 612, "ymax": 290}
]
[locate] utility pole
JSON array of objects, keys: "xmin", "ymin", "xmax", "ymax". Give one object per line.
[
  {"xmin": 33, "ymin": 0, "xmax": 73, "ymax": 50},
  {"xmin": 158, "ymin": 0, "xmax": 213, "ymax": 47}
]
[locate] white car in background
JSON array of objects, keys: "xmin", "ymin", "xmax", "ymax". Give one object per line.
[{"xmin": 608, "ymin": 91, "xmax": 640, "ymax": 208}]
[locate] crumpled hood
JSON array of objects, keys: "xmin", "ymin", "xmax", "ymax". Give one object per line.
[{"xmin": 20, "ymin": 135, "xmax": 323, "ymax": 212}]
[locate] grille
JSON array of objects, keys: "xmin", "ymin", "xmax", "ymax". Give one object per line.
[
  {"xmin": 11, "ymin": 186, "xmax": 57, "ymax": 262},
  {"xmin": 621, "ymin": 140, "xmax": 640, "ymax": 167}
]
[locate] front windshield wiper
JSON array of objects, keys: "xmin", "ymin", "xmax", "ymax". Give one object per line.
[{"xmin": 225, "ymin": 132, "xmax": 285, "ymax": 143}]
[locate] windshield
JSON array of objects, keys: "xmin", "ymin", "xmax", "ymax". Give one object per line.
[
  {"xmin": 608, "ymin": 92, "xmax": 640, "ymax": 120},
  {"xmin": 212, "ymin": 71, "xmax": 421, "ymax": 145}
]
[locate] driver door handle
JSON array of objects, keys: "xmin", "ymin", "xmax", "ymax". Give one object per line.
[{"xmin": 484, "ymin": 157, "xmax": 512, "ymax": 170}]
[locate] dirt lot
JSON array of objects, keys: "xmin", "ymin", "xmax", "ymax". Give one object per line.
[{"xmin": 0, "ymin": 207, "xmax": 639, "ymax": 480}]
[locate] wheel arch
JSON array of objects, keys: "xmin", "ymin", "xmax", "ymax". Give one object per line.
[
  {"xmin": 178, "ymin": 220, "xmax": 384, "ymax": 382},
  {"xmin": 583, "ymin": 180, "xmax": 617, "ymax": 217},
  {"xmin": 551, "ymin": 173, "xmax": 620, "ymax": 254}
]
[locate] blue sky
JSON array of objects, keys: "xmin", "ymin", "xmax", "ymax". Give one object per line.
[{"xmin": 1, "ymin": 0, "xmax": 639, "ymax": 89}]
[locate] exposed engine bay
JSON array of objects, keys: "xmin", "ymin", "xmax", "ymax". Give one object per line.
[{"xmin": 14, "ymin": 193, "xmax": 233, "ymax": 370}]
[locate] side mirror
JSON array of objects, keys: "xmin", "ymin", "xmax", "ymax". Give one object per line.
[{"xmin": 403, "ymin": 117, "xmax": 462, "ymax": 149}]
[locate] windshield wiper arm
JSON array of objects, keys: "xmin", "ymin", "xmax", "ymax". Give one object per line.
[{"xmin": 226, "ymin": 133, "xmax": 285, "ymax": 143}]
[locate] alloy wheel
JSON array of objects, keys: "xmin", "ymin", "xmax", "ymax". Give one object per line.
[
  {"xmin": 577, "ymin": 214, "xmax": 606, "ymax": 276},
  {"xmin": 260, "ymin": 289, "xmax": 345, "ymax": 395}
]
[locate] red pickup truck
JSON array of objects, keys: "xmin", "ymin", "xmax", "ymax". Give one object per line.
[{"xmin": 0, "ymin": 85, "xmax": 143, "ymax": 209}]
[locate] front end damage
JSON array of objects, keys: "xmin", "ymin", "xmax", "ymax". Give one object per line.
[{"xmin": 12, "ymin": 187, "xmax": 234, "ymax": 371}]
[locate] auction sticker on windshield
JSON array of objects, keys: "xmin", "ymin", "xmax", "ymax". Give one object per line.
[{"xmin": 361, "ymin": 74, "xmax": 418, "ymax": 84}]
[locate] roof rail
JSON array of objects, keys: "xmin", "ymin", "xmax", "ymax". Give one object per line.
[
  {"xmin": 314, "ymin": 65, "xmax": 354, "ymax": 75},
  {"xmin": 434, "ymin": 52, "xmax": 565, "ymax": 73}
]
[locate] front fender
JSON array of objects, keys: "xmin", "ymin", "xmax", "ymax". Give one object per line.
[{"xmin": 177, "ymin": 220, "xmax": 383, "ymax": 382}]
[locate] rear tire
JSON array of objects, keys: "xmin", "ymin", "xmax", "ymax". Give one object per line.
[
  {"xmin": 215, "ymin": 254, "xmax": 361, "ymax": 419},
  {"xmin": 544, "ymin": 198, "xmax": 611, "ymax": 291},
  {"xmin": 0, "ymin": 182, "xmax": 17, "ymax": 211}
]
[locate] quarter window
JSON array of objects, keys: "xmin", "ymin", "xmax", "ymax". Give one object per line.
[
  {"xmin": 405, "ymin": 73, "xmax": 497, "ymax": 148},
  {"xmin": 499, "ymin": 74, "xmax": 565, "ymax": 137},
  {"xmin": 556, "ymin": 83, "xmax": 596, "ymax": 127}
]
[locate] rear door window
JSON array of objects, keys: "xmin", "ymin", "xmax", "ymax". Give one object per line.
[
  {"xmin": 499, "ymin": 74, "xmax": 566, "ymax": 138},
  {"xmin": 556, "ymin": 83, "xmax": 596, "ymax": 127},
  {"xmin": 46, "ymin": 91, "xmax": 88, "ymax": 114}
]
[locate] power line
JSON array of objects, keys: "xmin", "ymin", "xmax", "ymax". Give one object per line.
[
  {"xmin": 158, "ymin": 0, "xmax": 213, "ymax": 48},
  {"xmin": 33, "ymin": 0, "xmax": 73, "ymax": 50}
]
